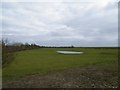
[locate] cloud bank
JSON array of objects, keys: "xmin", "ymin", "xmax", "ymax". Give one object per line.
[{"xmin": 1, "ymin": 0, "xmax": 118, "ymax": 47}]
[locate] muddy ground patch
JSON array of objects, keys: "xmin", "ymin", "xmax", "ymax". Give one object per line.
[{"xmin": 3, "ymin": 67, "xmax": 118, "ymax": 88}]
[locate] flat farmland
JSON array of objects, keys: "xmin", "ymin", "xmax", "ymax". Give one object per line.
[{"xmin": 3, "ymin": 48, "xmax": 118, "ymax": 88}]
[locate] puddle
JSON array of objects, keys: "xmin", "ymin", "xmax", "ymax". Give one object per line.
[{"xmin": 57, "ymin": 51, "xmax": 84, "ymax": 54}]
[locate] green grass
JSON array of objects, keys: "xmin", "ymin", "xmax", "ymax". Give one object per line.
[{"xmin": 3, "ymin": 48, "xmax": 118, "ymax": 78}]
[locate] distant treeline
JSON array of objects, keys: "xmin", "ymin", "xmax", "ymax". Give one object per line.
[
  {"xmin": 5, "ymin": 43, "xmax": 40, "ymax": 53},
  {"xmin": 74, "ymin": 47, "xmax": 118, "ymax": 49},
  {"xmin": 40, "ymin": 46, "xmax": 74, "ymax": 48},
  {"xmin": 41, "ymin": 46, "xmax": 118, "ymax": 49}
]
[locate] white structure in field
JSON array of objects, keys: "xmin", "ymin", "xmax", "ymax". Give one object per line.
[{"xmin": 57, "ymin": 51, "xmax": 84, "ymax": 54}]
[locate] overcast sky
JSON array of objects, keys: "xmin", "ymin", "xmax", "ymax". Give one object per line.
[{"xmin": 1, "ymin": 0, "xmax": 118, "ymax": 47}]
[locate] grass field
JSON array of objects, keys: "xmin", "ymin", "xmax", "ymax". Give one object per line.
[{"xmin": 3, "ymin": 48, "xmax": 118, "ymax": 78}]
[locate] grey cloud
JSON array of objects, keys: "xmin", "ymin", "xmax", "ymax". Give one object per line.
[{"xmin": 1, "ymin": 1, "xmax": 118, "ymax": 47}]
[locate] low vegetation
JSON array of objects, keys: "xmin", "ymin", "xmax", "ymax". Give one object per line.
[
  {"xmin": 3, "ymin": 48, "xmax": 118, "ymax": 78},
  {"xmin": 2, "ymin": 40, "xmax": 118, "ymax": 88}
]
